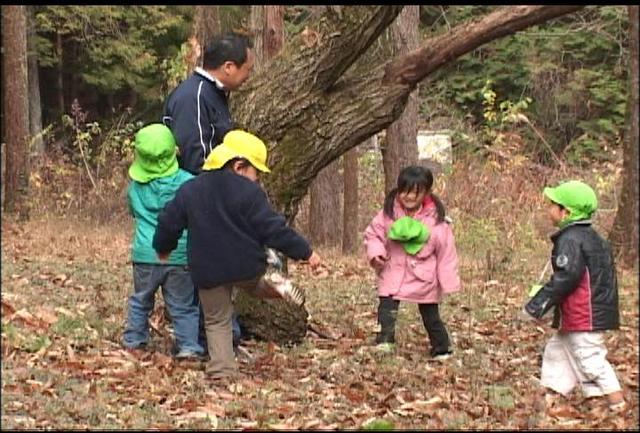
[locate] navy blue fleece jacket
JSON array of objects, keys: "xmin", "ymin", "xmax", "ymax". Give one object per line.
[{"xmin": 153, "ymin": 169, "xmax": 312, "ymax": 289}]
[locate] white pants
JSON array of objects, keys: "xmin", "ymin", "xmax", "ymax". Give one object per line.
[{"xmin": 540, "ymin": 331, "xmax": 622, "ymax": 397}]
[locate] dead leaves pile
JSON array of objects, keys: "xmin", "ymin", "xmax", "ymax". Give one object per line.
[{"xmin": 1, "ymin": 221, "xmax": 638, "ymax": 430}]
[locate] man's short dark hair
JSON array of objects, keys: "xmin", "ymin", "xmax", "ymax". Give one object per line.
[{"xmin": 203, "ymin": 32, "xmax": 254, "ymax": 69}]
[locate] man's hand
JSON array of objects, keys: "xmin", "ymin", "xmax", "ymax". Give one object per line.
[
  {"xmin": 370, "ymin": 255, "xmax": 388, "ymax": 272},
  {"xmin": 157, "ymin": 251, "xmax": 171, "ymax": 262}
]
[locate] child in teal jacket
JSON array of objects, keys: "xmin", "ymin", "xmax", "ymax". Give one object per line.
[{"xmin": 122, "ymin": 123, "xmax": 204, "ymax": 358}]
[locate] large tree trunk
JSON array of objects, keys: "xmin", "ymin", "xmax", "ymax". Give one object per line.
[
  {"xmin": 609, "ymin": 5, "xmax": 639, "ymax": 269},
  {"xmin": 27, "ymin": 5, "xmax": 44, "ymax": 155},
  {"xmin": 231, "ymin": 6, "xmax": 583, "ymax": 344},
  {"xmin": 232, "ymin": 6, "xmax": 584, "ymax": 220},
  {"xmin": 2, "ymin": 5, "xmax": 30, "ymax": 219},
  {"xmin": 383, "ymin": 5, "xmax": 420, "ymax": 194},
  {"xmin": 236, "ymin": 5, "xmax": 307, "ymax": 344}
]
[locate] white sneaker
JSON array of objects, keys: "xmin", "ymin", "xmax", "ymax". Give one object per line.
[{"xmin": 431, "ymin": 351, "xmax": 453, "ymax": 362}]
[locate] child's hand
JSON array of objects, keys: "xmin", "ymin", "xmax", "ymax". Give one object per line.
[
  {"xmin": 370, "ymin": 255, "xmax": 388, "ymax": 272},
  {"xmin": 157, "ymin": 251, "xmax": 171, "ymax": 262},
  {"xmin": 306, "ymin": 251, "xmax": 322, "ymax": 269}
]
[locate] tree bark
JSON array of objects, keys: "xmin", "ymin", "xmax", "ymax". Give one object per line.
[
  {"xmin": 383, "ymin": 5, "xmax": 420, "ymax": 194},
  {"xmin": 609, "ymin": 5, "xmax": 639, "ymax": 269},
  {"xmin": 55, "ymin": 31, "xmax": 65, "ymax": 115},
  {"xmin": 2, "ymin": 5, "xmax": 30, "ymax": 219},
  {"xmin": 309, "ymin": 162, "xmax": 342, "ymax": 247},
  {"xmin": 232, "ymin": 6, "xmax": 584, "ymax": 220},
  {"xmin": 193, "ymin": 6, "xmax": 220, "ymax": 67},
  {"xmin": 27, "ymin": 5, "xmax": 44, "ymax": 155},
  {"xmin": 342, "ymin": 146, "xmax": 360, "ymax": 255},
  {"xmin": 249, "ymin": 6, "xmax": 264, "ymax": 72}
]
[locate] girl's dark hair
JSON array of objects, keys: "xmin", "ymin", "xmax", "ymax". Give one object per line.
[
  {"xmin": 203, "ymin": 32, "xmax": 253, "ymax": 69},
  {"xmin": 383, "ymin": 165, "xmax": 446, "ymax": 223}
]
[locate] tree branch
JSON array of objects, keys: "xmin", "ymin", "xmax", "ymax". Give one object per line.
[{"xmin": 384, "ymin": 5, "xmax": 585, "ymax": 86}]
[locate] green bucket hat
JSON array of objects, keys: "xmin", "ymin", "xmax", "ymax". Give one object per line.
[
  {"xmin": 387, "ymin": 216, "xmax": 431, "ymax": 255},
  {"xmin": 543, "ymin": 180, "xmax": 598, "ymax": 226},
  {"xmin": 129, "ymin": 124, "xmax": 179, "ymax": 183}
]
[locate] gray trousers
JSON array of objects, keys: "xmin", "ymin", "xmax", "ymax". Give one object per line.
[{"xmin": 199, "ymin": 276, "xmax": 274, "ymax": 378}]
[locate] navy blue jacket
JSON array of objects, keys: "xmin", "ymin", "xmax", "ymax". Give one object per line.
[
  {"xmin": 163, "ymin": 68, "xmax": 232, "ymax": 175},
  {"xmin": 153, "ymin": 169, "xmax": 313, "ymax": 289}
]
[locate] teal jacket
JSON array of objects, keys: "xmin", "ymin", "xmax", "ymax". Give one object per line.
[{"xmin": 128, "ymin": 169, "xmax": 193, "ymax": 265}]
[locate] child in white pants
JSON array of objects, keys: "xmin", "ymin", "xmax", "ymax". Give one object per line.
[{"xmin": 523, "ymin": 180, "xmax": 624, "ymax": 411}]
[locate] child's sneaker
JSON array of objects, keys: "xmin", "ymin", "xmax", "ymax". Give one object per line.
[
  {"xmin": 374, "ymin": 342, "xmax": 395, "ymax": 353},
  {"xmin": 431, "ymin": 351, "xmax": 453, "ymax": 362}
]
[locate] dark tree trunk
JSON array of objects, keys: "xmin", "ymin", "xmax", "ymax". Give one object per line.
[
  {"xmin": 610, "ymin": 5, "xmax": 639, "ymax": 269},
  {"xmin": 342, "ymin": 146, "xmax": 360, "ymax": 255},
  {"xmin": 232, "ymin": 6, "xmax": 583, "ymax": 221},
  {"xmin": 27, "ymin": 5, "xmax": 44, "ymax": 155},
  {"xmin": 55, "ymin": 31, "xmax": 65, "ymax": 115},
  {"xmin": 2, "ymin": 5, "xmax": 30, "ymax": 219},
  {"xmin": 383, "ymin": 5, "xmax": 420, "ymax": 194}
]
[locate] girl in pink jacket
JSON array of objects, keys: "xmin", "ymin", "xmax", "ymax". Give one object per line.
[{"xmin": 364, "ymin": 165, "xmax": 461, "ymax": 359}]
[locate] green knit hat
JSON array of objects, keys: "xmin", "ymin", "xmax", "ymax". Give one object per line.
[
  {"xmin": 543, "ymin": 180, "xmax": 598, "ymax": 227},
  {"xmin": 387, "ymin": 216, "xmax": 430, "ymax": 255},
  {"xmin": 129, "ymin": 124, "xmax": 179, "ymax": 183}
]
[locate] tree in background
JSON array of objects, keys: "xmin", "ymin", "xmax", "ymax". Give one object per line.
[
  {"xmin": 308, "ymin": 5, "xmax": 342, "ymax": 249},
  {"xmin": 610, "ymin": 5, "xmax": 639, "ymax": 269},
  {"xmin": 2, "ymin": 5, "xmax": 30, "ymax": 219},
  {"xmin": 27, "ymin": 6, "xmax": 44, "ymax": 155},
  {"xmin": 383, "ymin": 5, "xmax": 420, "ymax": 194}
]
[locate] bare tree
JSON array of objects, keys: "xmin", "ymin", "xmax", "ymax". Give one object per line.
[
  {"xmin": 610, "ymin": 5, "xmax": 639, "ymax": 269},
  {"xmin": 383, "ymin": 5, "xmax": 420, "ymax": 194},
  {"xmin": 2, "ymin": 5, "xmax": 30, "ymax": 219}
]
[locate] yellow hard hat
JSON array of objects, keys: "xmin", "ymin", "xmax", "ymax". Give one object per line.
[{"xmin": 202, "ymin": 130, "xmax": 271, "ymax": 173}]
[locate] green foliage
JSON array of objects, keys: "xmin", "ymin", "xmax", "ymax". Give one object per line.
[
  {"xmin": 35, "ymin": 6, "xmax": 191, "ymax": 103},
  {"xmin": 423, "ymin": 5, "xmax": 629, "ymax": 164},
  {"xmin": 362, "ymin": 419, "xmax": 395, "ymax": 430}
]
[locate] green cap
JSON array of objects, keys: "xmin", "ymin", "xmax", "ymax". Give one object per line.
[
  {"xmin": 129, "ymin": 124, "xmax": 179, "ymax": 183},
  {"xmin": 543, "ymin": 180, "xmax": 598, "ymax": 226},
  {"xmin": 387, "ymin": 216, "xmax": 430, "ymax": 255}
]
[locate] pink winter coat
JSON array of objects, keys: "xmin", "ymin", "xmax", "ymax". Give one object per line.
[{"xmin": 364, "ymin": 197, "xmax": 461, "ymax": 303}]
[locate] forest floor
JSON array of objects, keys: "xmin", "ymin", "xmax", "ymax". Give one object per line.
[{"xmin": 1, "ymin": 153, "xmax": 638, "ymax": 429}]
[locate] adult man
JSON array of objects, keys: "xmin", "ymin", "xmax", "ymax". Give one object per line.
[
  {"xmin": 163, "ymin": 32, "xmax": 255, "ymax": 174},
  {"xmin": 162, "ymin": 32, "xmax": 255, "ymax": 355}
]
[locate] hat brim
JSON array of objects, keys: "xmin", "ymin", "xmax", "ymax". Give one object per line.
[
  {"xmin": 202, "ymin": 145, "xmax": 270, "ymax": 173},
  {"xmin": 129, "ymin": 158, "xmax": 179, "ymax": 183},
  {"xmin": 543, "ymin": 187, "xmax": 562, "ymax": 206}
]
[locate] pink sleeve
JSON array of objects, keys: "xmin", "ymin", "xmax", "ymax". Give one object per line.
[
  {"xmin": 435, "ymin": 223, "xmax": 461, "ymax": 294},
  {"xmin": 364, "ymin": 211, "xmax": 388, "ymax": 261}
]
